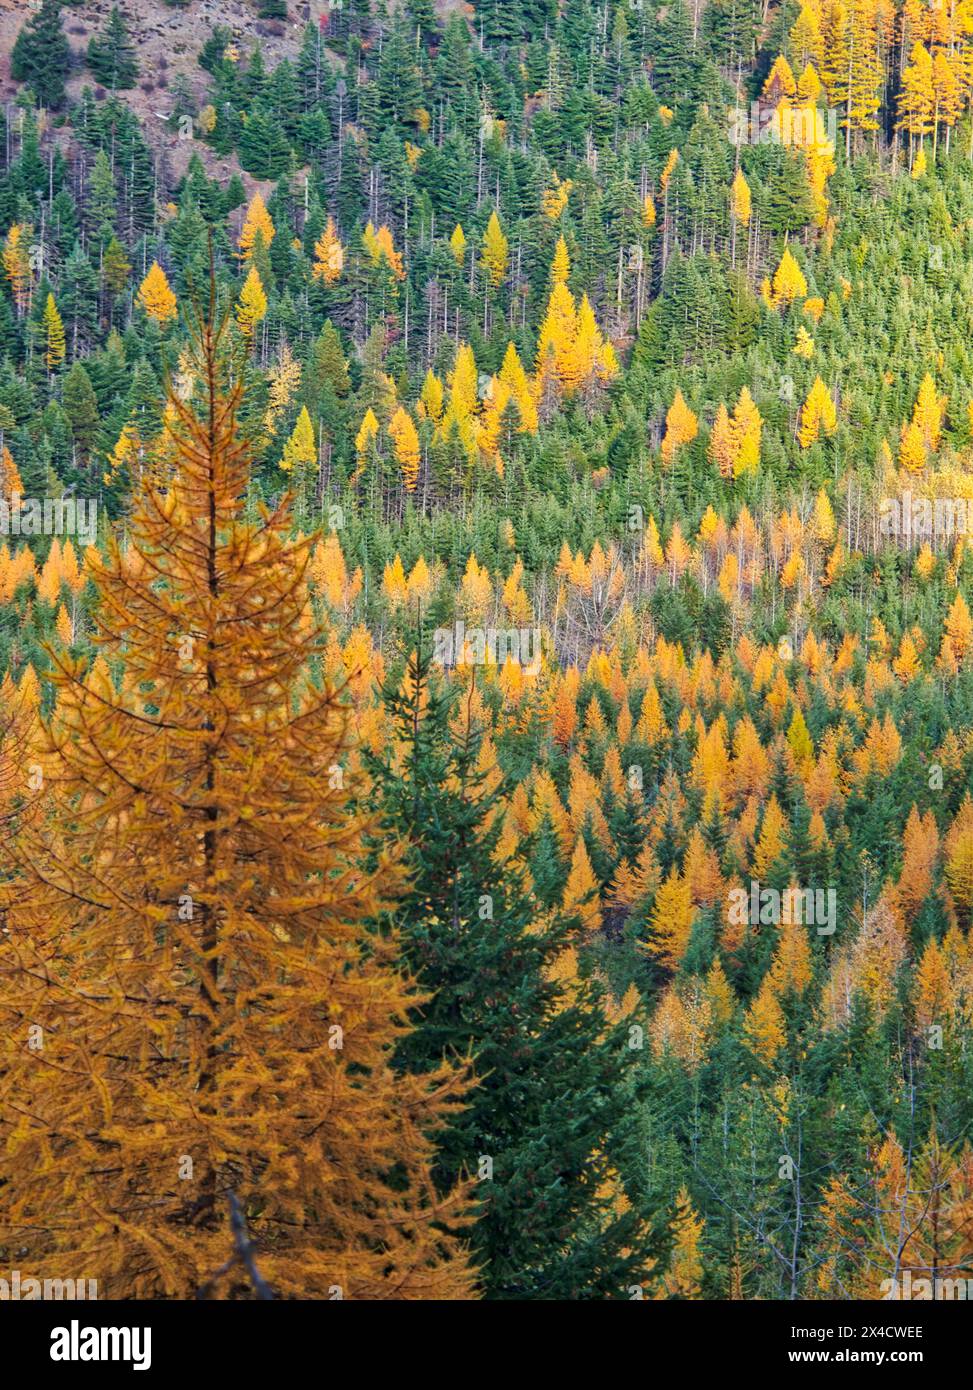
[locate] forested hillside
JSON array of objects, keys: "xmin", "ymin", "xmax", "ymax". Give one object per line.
[{"xmin": 0, "ymin": 0, "xmax": 972, "ymax": 1304}]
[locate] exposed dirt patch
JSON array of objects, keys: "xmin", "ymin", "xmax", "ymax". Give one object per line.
[
  {"xmin": 0, "ymin": 1, "xmax": 472, "ymax": 204},
  {"xmin": 0, "ymin": 1, "xmax": 324, "ymax": 194}
]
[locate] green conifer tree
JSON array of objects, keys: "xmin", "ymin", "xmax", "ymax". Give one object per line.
[
  {"xmin": 11, "ymin": 0, "xmax": 70, "ymax": 110},
  {"xmin": 87, "ymin": 5, "xmax": 139, "ymax": 90},
  {"xmin": 368, "ymin": 643, "xmax": 664, "ymax": 1299}
]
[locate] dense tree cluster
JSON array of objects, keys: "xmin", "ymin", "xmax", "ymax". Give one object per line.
[{"xmin": 0, "ymin": 0, "xmax": 971, "ymax": 1299}]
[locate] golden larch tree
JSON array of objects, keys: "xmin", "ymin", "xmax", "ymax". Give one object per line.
[
  {"xmin": 655, "ymin": 1188, "xmax": 705, "ymax": 1298},
  {"xmin": 911, "ymin": 372, "xmax": 944, "ymax": 451},
  {"xmin": 644, "ymin": 870, "xmax": 696, "ymax": 970},
  {"xmin": 237, "ymin": 192, "xmax": 275, "ymax": 261},
  {"xmin": 235, "ymin": 265, "xmax": 267, "ymax": 343},
  {"xmin": 897, "ymin": 42, "xmax": 935, "ymax": 153},
  {"xmin": 661, "ymin": 389, "xmax": 699, "ymax": 464},
  {"xmin": 0, "ymin": 293, "xmax": 474, "ymax": 1301},
  {"xmin": 362, "ymin": 222, "xmax": 405, "ymax": 281},
  {"xmin": 311, "ymin": 216, "xmax": 344, "ymax": 284},
  {"xmin": 42, "ymin": 293, "xmax": 66, "ymax": 370},
  {"xmin": 389, "ymin": 404, "xmax": 421, "ymax": 493},
  {"xmin": 449, "ymin": 223, "xmax": 467, "ymax": 266},
  {"xmin": 798, "ymin": 376, "xmax": 837, "ymax": 446},
  {"xmin": 2, "ymin": 223, "xmax": 32, "ymax": 316},
  {"xmin": 561, "ymin": 835, "xmax": 602, "ymax": 933},
  {"xmin": 817, "ymin": 1133, "xmax": 973, "ymax": 1298},
  {"xmin": 480, "ymin": 210, "xmax": 509, "ymax": 289},
  {"xmin": 137, "ymin": 260, "xmax": 178, "ymax": 326},
  {"xmin": 278, "ymin": 404, "xmax": 316, "ymax": 479},
  {"xmin": 731, "ymin": 169, "xmax": 751, "ymax": 224}
]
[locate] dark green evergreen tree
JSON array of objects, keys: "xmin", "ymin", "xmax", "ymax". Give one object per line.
[
  {"xmin": 87, "ymin": 6, "xmax": 139, "ymax": 90},
  {"xmin": 238, "ymin": 102, "xmax": 292, "ymax": 180},
  {"xmin": 62, "ymin": 360, "xmax": 100, "ymax": 468},
  {"xmin": 11, "ymin": 0, "xmax": 70, "ymax": 110},
  {"xmin": 368, "ymin": 642, "xmax": 665, "ymax": 1299}
]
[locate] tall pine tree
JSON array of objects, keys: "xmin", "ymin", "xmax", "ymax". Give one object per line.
[
  {"xmin": 368, "ymin": 641, "xmax": 664, "ymax": 1298},
  {"xmin": 11, "ymin": 0, "xmax": 70, "ymax": 109}
]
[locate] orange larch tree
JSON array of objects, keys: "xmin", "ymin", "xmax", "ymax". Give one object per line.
[{"xmin": 0, "ymin": 289, "xmax": 474, "ymax": 1301}]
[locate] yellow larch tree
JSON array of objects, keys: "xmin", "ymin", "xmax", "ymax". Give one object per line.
[
  {"xmin": 708, "ymin": 403, "xmax": 736, "ymax": 479},
  {"xmin": 137, "ymin": 260, "xmax": 178, "ymax": 325},
  {"xmin": 731, "ymin": 168, "xmax": 751, "ymax": 225},
  {"xmin": 562, "ymin": 836, "xmax": 602, "ymax": 933},
  {"xmin": 550, "ymin": 232, "xmax": 571, "ymax": 286},
  {"xmin": 911, "ymin": 372, "xmax": 945, "ymax": 451},
  {"xmin": 311, "ymin": 215, "xmax": 344, "ymax": 284},
  {"xmin": 382, "ymin": 552, "xmax": 408, "ymax": 609},
  {"xmin": 536, "ymin": 276, "xmax": 579, "ymax": 395},
  {"xmin": 770, "ymin": 247, "xmax": 808, "ymax": 307},
  {"xmin": 753, "ymin": 795, "xmax": 788, "ymax": 878},
  {"xmin": 655, "ymin": 1189, "xmax": 705, "ymax": 1299},
  {"xmin": 575, "ymin": 293, "xmax": 619, "ymax": 387},
  {"xmin": 897, "ymin": 42, "xmax": 935, "ymax": 156},
  {"xmin": 235, "ymin": 264, "xmax": 268, "ymax": 342},
  {"xmin": 480, "ymin": 210, "xmax": 509, "ymax": 289},
  {"xmin": 498, "ymin": 341, "xmax": 539, "ymax": 433},
  {"xmin": 843, "ymin": 0, "xmax": 883, "ymax": 151},
  {"xmin": 237, "ymin": 191, "xmax": 276, "ymax": 260},
  {"xmin": 42, "ymin": 292, "xmax": 65, "ymax": 370},
  {"xmin": 661, "ymin": 389, "xmax": 699, "ymax": 465},
  {"xmin": 279, "ymin": 404, "xmax": 316, "ymax": 479},
  {"xmin": 103, "ymin": 418, "xmax": 145, "ymax": 489},
  {"xmin": 791, "ymin": 5, "xmax": 822, "ymax": 70},
  {"xmin": 389, "ymin": 404, "xmax": 421, "ymax": 493},
  {"xmin": 932, "ymin": 49, "xmax": 963, "ymax": 156},
  {"xmin": 733, "ymin": 386, "xmax": 762, "ymax": 475},
  {"xmin": 263, "ymin": 342, "xmax": 302, "ymax": 434},
  {"xmin": 817, "ymin": 0, "xmax": 851, "ymax": 111},
  {"xmin": 419, "ymin": 369, "xmax": 445, "ymax": 423},
  {"xmin": 2, "ymin": 222, "xmax": 32, "ymax": 315},
  {"xmin": 798, "ymin": 61, "xmax": 823, "ymax": 102},
  {"xmin": 742, "ymin": 978, "xmax": 787, "ymax": 1064},
  {"xmin": 644, "ymin": 871, "xmax": 696, "ymax": 970},
  {"xmin": 354, "ymin": 406, "xmax": 380, "ymax": 473},
  {"xmin": 804, "ymin": 109, "xmax": 837, "ymax": 226},
  {"xmin": 941, "ymin": 591, "xmax": 973, "ymax": 667},
  {"xmin": 794, "ymin": 324, "xmax": 815, "ymax": 358},
  {"xmin": 763, "ymin": 54, "xmax": 798, "ymax": 99},
  {"xmin": 363, "ymin": 222, "xmax": 406, "ymax": 281},
  {"xmin": 891, "ymin": 806, "xmax": 939, "ymax": 928},
  {"xmin": 54, "ymin": 603, "xmax": 73, "ymax": 645},
  {"xmin": 893, "ymin": 632, "xmax": 922, "ymax": 682},
  {"xmin": 0, "ymin": 444, "xmax": 23, "ymax": 500},
  {"xmin": 942, "ymin": 796, "xmax": 973, "ymax": 933},
  {"xmin": 541, "ymin": 170, "xmax": 573, "ymax": 219},
  {"xmin": 449, "ymin": 223, "xmax": 467, "ymax": 266},
  {"xmin": 438, "ymin": 342, "xmax": 481, "ymax": 457},
  {"xmin": 798, "ymin": 376, "xmax": 837, "ymax": 446},
  {"xmin": 0, "ymin": 291, "xmax": 475, "ymax": 1302},
  {"xmin": 898, "ymin": 419, "xmax": 926, "ymax": 472}
]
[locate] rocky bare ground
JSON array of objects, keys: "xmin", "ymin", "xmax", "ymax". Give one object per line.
[{"xmin": 0, "ymin": 0, "xmax": 319, "ymax": 188}]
